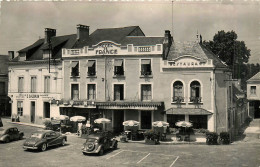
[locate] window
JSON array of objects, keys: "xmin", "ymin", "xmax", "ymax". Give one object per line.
[
  {"xmin": 31, "ymin": 76, "xmax": 37, "ymax": 93},
  {"xmin": 87, "ymin": 60, "xmax": 96, "ymax": 76},
  {"xmin": 114, "ymin": 84, "xmax": 124, "ymax": 101},
  {"xmin": 114, "ymin": 59, "xmax": 124, "ymax": 76},
  {"xmin": 250, "ymin": 86, "xmax": 256, "ymax": 95},
  {"xmin": 44, "ymin": 76, "xmax": 50, "ymax": 93},
  {"xmin": 141, "ymin": 59, "xmax": 152, "ymax": 76},
  {"xmin": 70, "ymin": 61, "xmax": 79, "ymax": 76},
  {"xmin": 0, "ymin": 82, "xmax": 5, "ymax": 95},
  {"xmin": 157, "ymin": 45, "xmax": 161, "ymax": 51},
  {"xmin": 141, "ymin": 84, "xmax": 152, "ymax": 101},
  {"xmin": 128, "ymin": 45, "xmax": 132, "ymax": 52},
  {"xmin": 18, "ymin": 77, "xmax": 24, "ymax": 92},
  {"xmin": 71, "ymin": 84, "xmax": 79, "ymax": 100},
  {"xmin": 173, "ymin": 81, "xmax": 184, "ymax": 102},
  {"xmin": 17, "ymin": 101, "xmax": 23, "ymax": 116},
  {"xmin": 87, "ymin": 84, "xmax": 96, "ymax": 100},
  {"xmin": 190, "ymin": 81, "xmax": 201, "ymax": 103}
]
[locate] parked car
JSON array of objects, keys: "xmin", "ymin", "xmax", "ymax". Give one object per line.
[
  {"xmin": 23, "ymin": 130, "xmax": 67, "ymax": 151},
  {"xmin": 82, "ymin": 131, "xmax": 118, "ymax": 156},
  {"xmin": 0, "ymin": 127, "xmax": 24, "ymax": 143}
]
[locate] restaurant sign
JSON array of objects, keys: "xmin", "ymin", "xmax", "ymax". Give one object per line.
[
  {"xmin": 93, "ymin": 41, "xmax": 119, "ymax": 55},
  {"xmin": 16, "ymin": 94, "xmax": 49, "ymax": 99},
  {"xmin": 166, "ymin": 58, "xmax": 211, "ymax": 68}
]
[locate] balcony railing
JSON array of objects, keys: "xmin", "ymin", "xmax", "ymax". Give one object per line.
[
  {"xmin": 172, "ymin": 96, "xmax": 184, "ymax": 103},
  {"xmin": 189, "ymin": 97, "xmax": 202, "ymax": 103}
]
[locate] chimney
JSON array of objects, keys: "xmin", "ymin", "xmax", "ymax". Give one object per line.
[
  {"xmin": 8, "ymin": 51, "xmax": 15, "ymax": 61},
  {"xmin": 45, "ymin": 28, "xmax": 56, "ymax": 43},
  {"xmin": 164, "ymin": 30, "xmax": 172, "ymax": 46},
  {"xmin": 77, "ymin": 24, "xmax": 89, "ymax": 40}
]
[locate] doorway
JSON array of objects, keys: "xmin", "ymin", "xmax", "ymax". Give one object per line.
[
  {"xmin": 141, "ymin": 111, "xmax": 152, "ymax": 129},
  {"xmin": 30, "ymin": 101, "xmax": 35, "ymax": 123},
  {"xmin": 113, "ymin": 110, "xmax": 124, "ymax": 133},
  {"xmin": 254, "ymin": 101, "xmax": 260, "ymax": 118},
  {"xmin": 44, "ymin": 102, "xmax": 50, "ymax": 118}
]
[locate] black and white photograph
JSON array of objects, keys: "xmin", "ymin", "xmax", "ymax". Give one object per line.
[{"xmin": 0, "ymin": 0, "xmax": 259, "ymax": 166}]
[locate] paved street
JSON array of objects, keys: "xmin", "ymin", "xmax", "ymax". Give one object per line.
[{"xmin": 1, "ymin": 118, "xmax": 260, "ymax": 167}]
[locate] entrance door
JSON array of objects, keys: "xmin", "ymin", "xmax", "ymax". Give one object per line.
[
  {"xmin": 141, "ymin": 111, "xmax": 151, "ymax": 129},
  {"xmin": 31, "ymin": 101, "xmax": 35, "ymax": 123},
  {"xmin": 113, "ymin": 110, "xmax": 124, "ymax": 133},
  {"xmin": 44, "ymin": 102, "xmax": 50, "ymax": 118},
  {"xmin": 254, "ymin": 101, "xmax": 260, "ymax": 118}
]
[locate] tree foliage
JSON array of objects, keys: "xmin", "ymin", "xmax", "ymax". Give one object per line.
[{"xmin": 203, "ymin": 30, "xmax": 251, "ymax": 66}]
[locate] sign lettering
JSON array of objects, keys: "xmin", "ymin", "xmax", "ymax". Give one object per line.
[{"xmin": 94, "ymin": 42, "xmax": 118, "ymax": 55}]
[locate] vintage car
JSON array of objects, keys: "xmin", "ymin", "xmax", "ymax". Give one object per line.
[
  {"xmin": 23, "ymin": 130, "xmax": 67, "ymax": 151},
  {"xmin": 0, "ymin": 127, "xmax": 24, "ymax": 143},
  {"xmin": 82, "ymin": 132, "xmax": 118, "ymax": 156}
]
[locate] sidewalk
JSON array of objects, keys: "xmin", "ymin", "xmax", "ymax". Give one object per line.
[{"xmin": 6, "ymin": 120, "xmax": 45, "ymax": 128}]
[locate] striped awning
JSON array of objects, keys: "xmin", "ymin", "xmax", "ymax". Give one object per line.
[
  {"xmin": 86, "ymin": 60, "xmax": 95, "ymax": 67},
  {"xmin": 166, "ymin": 108, "xmax": 213, "ymax": 115},
  {"xmin": 96, "ymin": 101, "xmax": 163, "ymax": 107},
  {"xmin": 69, "ymin": 61, "xmax": 78, "ymax": 68}
]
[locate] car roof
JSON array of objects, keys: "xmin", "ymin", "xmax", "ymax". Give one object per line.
[{"xmin": 33, "ymin": 130, "xmax": 54, "ymax": 134}]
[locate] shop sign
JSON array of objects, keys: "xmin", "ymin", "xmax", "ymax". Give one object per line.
[
  {"xmin": 94, "ymin": 41, "xmax": 119, "ymax": 55},
  {"xmin": 16, "ymin": 93, "xmax": 49, "ymax": 99}
]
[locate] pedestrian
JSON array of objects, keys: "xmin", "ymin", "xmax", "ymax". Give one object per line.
[{"xmin": 78, "ymin": 122, "xmax": 83, "ymax": 137}]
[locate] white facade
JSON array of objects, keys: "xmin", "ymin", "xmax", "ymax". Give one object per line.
[{"xmin": 8, "ymin": 61, "xmax": 62, "ymax": 124}]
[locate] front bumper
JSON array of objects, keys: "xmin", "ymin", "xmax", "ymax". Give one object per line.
[
  {"xmin": 23, "ymin": 146, "xmax": 38, "ymax": 150},
  {"xmin": 82, "ymin": 145, "xmax": 101, "ymax": 154}
]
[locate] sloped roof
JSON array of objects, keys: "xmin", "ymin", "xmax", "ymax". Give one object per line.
[
  {"xmin": 166, "ymin": 108, "xmax": 213, "ymax": 115},
  {"xmin": 16, "ymin": 34, "xmax": 77, "ymax": 61},
  {"xmin": 73, "ymin": 26, "xmax": 145, "ymax": 48},
  {"xmin": 121, "ymin": 36, "xmax": 164, "ymax": 46},
  {"xmin": 167, "ymin": 41, "xmax": 227, "ymax": 68},
  {"xmin": 247, "ymin": 72, "xmax": 260, "ymax": 83},
  {"xmin": 18, "ymin": 39, "xmax": 44, "ymax": 53}
]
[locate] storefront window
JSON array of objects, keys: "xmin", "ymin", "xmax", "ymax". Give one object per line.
[
  {"xmin": 167, "ymin": 115, "xmax": 185, "ymax": 128},
  {"xmin": 17, "ymin": 101, "xmax": 23, "ymax": 116},
  {"xmin": 189, "ymin": 115, "xmax": 207, "ymax": 129}
]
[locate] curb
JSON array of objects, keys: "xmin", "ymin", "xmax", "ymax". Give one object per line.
[{"xmin": 7, "ymin": 121, "xmax": 45, "ymax": 128}]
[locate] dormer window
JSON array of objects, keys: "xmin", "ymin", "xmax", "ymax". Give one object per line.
[
  {"xmin": 87, "ymin": 60, "xmax": 96, "ymax": 76},
  {"xmin": 114, "ymin": 59, "xmax": 124, "ymax": 76}
]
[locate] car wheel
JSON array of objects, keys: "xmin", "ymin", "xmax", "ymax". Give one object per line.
[
  {"xmin": 41, "ymin": 143, "xmax": 47, "ymax": 152},
  {"xmin": 61, "ymin": 139, "xmax": 66, "ymax": 146},
  {"xmin": 5, "ymin": 137, "xmax": 10, "ymax": 143},
  {"xmin": 98, "ymin": 148, "xmax": 104, "ymax": 156}
]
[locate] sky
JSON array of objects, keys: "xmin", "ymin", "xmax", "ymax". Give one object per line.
[{"xmin": 0, "ymin": 1, "xmax": 259, "ymax": 63}]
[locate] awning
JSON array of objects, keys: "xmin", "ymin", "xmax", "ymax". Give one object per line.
[
  {"xmin": 141, "ymin": 59, "xmax": 151, "ymax": 65},
  {"xmin": 69, "ymin": 61, "xmax": 78, "ymax": 68},
  {"xmin": 96, "ymin": 101, "xmax": 163, "ymax": 109},
  {"xmin": 114, "ymin": 59, "xmax": 123, "ymax": 66},
  {"xmin": 166, "ymin": 108, "xmax": 213, "ymax": 115},
  {"xmin": 86, "ymin": 60, "xmax": 95, "ymax": 67}
]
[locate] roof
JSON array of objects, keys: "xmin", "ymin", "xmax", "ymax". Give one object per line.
[
  {"xmin": 120, "ymin": 36, "xmax": 164, "ymax": 46},
  {"xmin": 73, "ymin": 26, "xmax": 145, "ymax": 48},
  {"xmin": 247, "ymin": 72, "xmax": 260, "ymax": 83},
  {"xmin": 15, "ymin": 34, "xmax": 77, "ymax": 61},
  {"xmin": 165, "ymin": 108, "xmax": 213, "ymax": 115},
  {"xmin": 167, "ymin": 41, "xmax": 228, "ymax": 68}
]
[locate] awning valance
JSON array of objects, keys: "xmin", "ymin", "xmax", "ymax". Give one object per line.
[
  {"xmin": 166, "ymin": 108, "xmax": 213, "ymax": 115},
  {"xmin": 141, "ymin": 59, "xmax": 151, "ymax": 65},
  {"xmin": 86, "ymin": 60, "xmax": 95, "ymax": 67},
  {"xmin": 96, "ymin": 101, "xmax": 163, "ymax": 107},
  {"xmin": 69, "ymin": 61, "xmax": 79, "ymax": 68},
  {"xmin": 114, "ymin": 59, "xmax": 123, "ymax": 66}
]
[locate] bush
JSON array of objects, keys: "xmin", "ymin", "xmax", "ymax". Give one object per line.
[
  {"xmin": 144, "ymin": 130, "xmax": 159, "ymax": 141},
  {"xmin": 219, "ymin": 132, "xmax": 230, "ymax": 144},
  {"xmin": 206, "ymin": 132, "xmax": 218, "ymax": 145}
]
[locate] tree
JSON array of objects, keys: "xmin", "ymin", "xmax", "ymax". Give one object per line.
[{"xmin": 203, "ymin": 30, "xmax": 251, "ymax": 79}]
